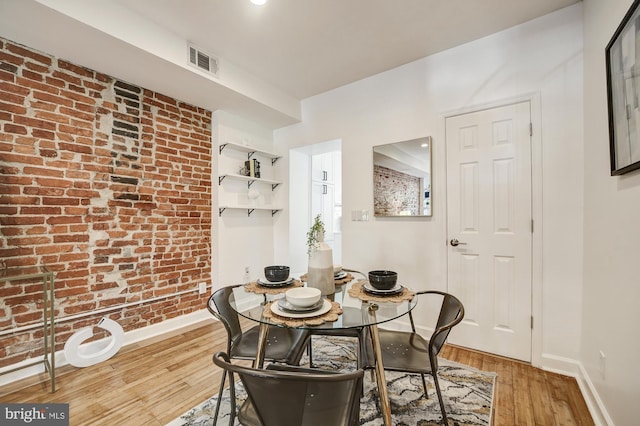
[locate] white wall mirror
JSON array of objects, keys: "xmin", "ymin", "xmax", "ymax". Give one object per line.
[{"xmin": 373, "ymin": 136, "xmax": 432, "ymax": 217}]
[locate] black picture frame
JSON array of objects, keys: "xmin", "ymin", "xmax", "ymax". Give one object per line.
[{"xmin": 606, "ymin": 0, "xmax": 640, "ymax": 175}]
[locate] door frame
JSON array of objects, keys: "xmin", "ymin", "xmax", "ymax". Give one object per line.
[{"xmin": 443, "ymin": 92, "xmax": 543, "ymax": 368}]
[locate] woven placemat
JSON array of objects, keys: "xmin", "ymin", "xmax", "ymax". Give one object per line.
[
  {"xmin": 348, "ymin": 280, "xmax": 415, "ymax": 303},
  {"xmin": 243, "ymin": 279, "xmax": 303, "ymax": 295},
  {"xmin": 299, "ymin": 272, "xmax": 354, "ymax": 285},
  {"xmin": 262, "ymin": 300, "xmax": 342, "ymax": 326}
]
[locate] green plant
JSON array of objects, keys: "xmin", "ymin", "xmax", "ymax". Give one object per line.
[{"xmin": 306, "ymin": 214, "xmax": 325, "ymax": 254}]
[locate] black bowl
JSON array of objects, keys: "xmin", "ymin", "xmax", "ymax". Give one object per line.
[
  {"xmin": 368, "ymin": 270, "xmax": 398, "ymax": 290},
  {"xmin": 264, "ymin": 265, "xmax": 290, "ymax": 282}
]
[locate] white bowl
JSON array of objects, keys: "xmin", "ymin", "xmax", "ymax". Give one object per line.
[{"xmin": 285, "ymin": 287, "xmax": 321, "ymax": 308}]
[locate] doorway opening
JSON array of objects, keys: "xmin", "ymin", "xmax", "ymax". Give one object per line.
[{"xmin": 289, "ymin": 140, "xmax": 342, "ymax": 273}]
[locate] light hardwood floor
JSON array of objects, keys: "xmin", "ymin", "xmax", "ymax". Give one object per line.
[{"xmin": 0, "ymin": 320, "xmax": 594, "ymax": 425}]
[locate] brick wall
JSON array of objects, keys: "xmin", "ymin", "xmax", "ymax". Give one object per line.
[
  {"xmin": 373, "ymin": 165, "xmax": 420, "ymax": 215},
  {"xmin": 0, "ymin": 37, "xmax": 212, "ymax": 368}
]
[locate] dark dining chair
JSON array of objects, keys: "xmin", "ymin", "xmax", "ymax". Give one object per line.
[
  {"xmin": 207, "ymin": 286, "xmax": 311, "ymax": 425},
  {"xmin": 307, "ymin": 268, "xmax": 367, "ymax": 369},
  {"xmin": 212, "ymin": 351, "xmax": 364, "ymax": 426},
  {"xmin": 360, "ymin": 290, "xmax": 464, "ymax": 425}
]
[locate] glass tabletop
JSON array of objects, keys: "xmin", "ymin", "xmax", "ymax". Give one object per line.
[{"xmin": 228, "ymin": 277, "xmax": 417, "ymax": 330}]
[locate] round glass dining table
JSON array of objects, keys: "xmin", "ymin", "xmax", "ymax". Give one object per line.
[{"xmin": 227, "ymin": 273, "xmax": 417, "ymax": 426}]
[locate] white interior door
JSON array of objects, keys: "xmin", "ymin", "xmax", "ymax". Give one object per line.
[{"xmin": 445, "ymin": 101, "xmax": 532, "ymax": 362}]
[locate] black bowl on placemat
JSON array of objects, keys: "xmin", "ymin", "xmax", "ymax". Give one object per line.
[
  {"xmin": 264, "ymin": 265, "xmax": 290, "ymax": 282},
  {"xmin": 368, "ymin": 270, "xmax": 398, "ymax": 290}
]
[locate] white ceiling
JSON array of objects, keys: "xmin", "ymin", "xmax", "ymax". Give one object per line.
[
  {"xmin": 0, "ymin": 0, "xmax": 580, "ymax": 128},
  {"xmin": 112, "ymin": 0, "xmax": 580, "ymax": 100}
]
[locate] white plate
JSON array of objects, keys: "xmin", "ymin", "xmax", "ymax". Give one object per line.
[
  {"xmin": 277, "ymin": 298, "xmax": 324, "ymax": 313},
  {"xmin": 271, "ymin": 299, "xmax": 332, "ymax": 318},
  {"xmin": 363, "ymin": 281, "xmax": 404, "ymax": 296},
  {"xmin": 257, "ymin": 278, "xmax": 294, "ymax": 287},
  {"xmin": 334, "ymin": 271, "xmax": 348, "ymax": 280}
]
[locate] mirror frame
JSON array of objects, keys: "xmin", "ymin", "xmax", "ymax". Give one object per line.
[{"xmin": 373, "ymin": 136, "xmax": 432, "ymax": 217}]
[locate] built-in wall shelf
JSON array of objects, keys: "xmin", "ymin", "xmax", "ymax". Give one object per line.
[
  {"xmin": 219, "ymin": 142, "xmax": 281, "ymax": 165},
  {"xmin": 219, "ymin": 206, "xmax": 281, "ymax": 217},
  {"xmin": 218, "ymin": 173, "xmax": 281, "ymax": 190}
]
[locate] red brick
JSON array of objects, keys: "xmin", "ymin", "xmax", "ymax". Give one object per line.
[
  {"xmin": 25, "ymin": 226, "xmax": 48, "ymax": 235},
  {"xmin": 31, "ymin": 89, "xmax": 73, "ymax": 106},
  {"xmin": 34, "ymin": 110, "xmax": 70, "ymax": 124},
  {"xmin": 4, "ymin": 124, "xmax": 27, "ymax": 135},
  {"xmin": 7, "ymin": 236, "xmax": 51, "ymax": 246},
  {"xmin": 13, "ymin": 115, "xmax": 56, "ymax": 131},
  {"xmin": 57, "ymin": 59, "xmax": 93, "ymax": 78},
  {"xmin": 22, "ymin": 69, "xmax": 43, "ymax": 82},
  {"xmin": 30, "ymin": 99, "xmax": 57, "ymax": 112},
  {"xmin": 44, "ymin": 76, "xmax": 66, "ymax": 88},
  {"xmin": 60, "ymin": 89, "xmax": 95, "ymax": 105},
  {"xmin": 32, "ymin": 129, "xmax": 55, "ymax": 140},
  {"xmin": 20, "ymin": 207, "xmax": 61, "ymax": 215},
  {"xmin": 7, "ymin": 43, "xmax": 52, "ymax": 65},
  {"xmin": 0, "ymin": 195, "xmax": 40, "ymax": 205},
  {"xmin": 0, "ymin": 206, "xmax": 18, "ymax": 215},
  {"xmin": 42, "ymin": 197, "xmax": 79, "ymax": 206},
  {"xmin": 46, "ymin": 215, "xmax": 82, "ymax": 224},
  {"xmin": 35, "ymin": 244, "xmax": 74, "ymax": 255},
  {"xmin": 34, "ymin": 177, "xmax": 72, "ymax": 188},
  {"xmin": 0, "ymin": 246, "xmax": 35, "ymax": 257},
  {"xmin": 57, "ymin": 142, "xmax": 93, "ymax": 155},
  {"xmin": 0, "ymin": 69, "xmax": 16, "ymax": 82},
  {"xmin": 0, "ymin": 51, "xmax": 24, "ymax": 67},
  {"xmin": 22, "ymin": 166, "xmax": 64, "ymax": 177},
  {"xmin": 23, "ymin": 187, "xmax": 63, "ymax": 196}
]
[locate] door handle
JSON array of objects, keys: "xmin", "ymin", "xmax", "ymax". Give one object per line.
[{"xmin": 450, "ymin": 238, "xmax": 467, "ymax": 247}]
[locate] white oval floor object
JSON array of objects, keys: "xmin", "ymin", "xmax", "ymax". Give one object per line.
[{"xmin": 64, "ymin": 317, "xmax": 124, "ymax": 367}]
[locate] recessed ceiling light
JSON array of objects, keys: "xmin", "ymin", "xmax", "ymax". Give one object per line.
[{"xmin": 250, "ymin": 0, "xmax": 267, "ymax": 5}]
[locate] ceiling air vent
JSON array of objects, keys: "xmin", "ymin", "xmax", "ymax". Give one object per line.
[{"xmin": 188, "ymin": 44, "xmax": 219, "ymax": 77}]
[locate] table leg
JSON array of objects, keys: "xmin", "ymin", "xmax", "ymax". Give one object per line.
[
  {"xmin": 254, "ymin": 323, "xmax": 269, "ymax": 369},
  {"xmin": 367, "ymin": 304, "xmax": 392, "ymax": 426}
]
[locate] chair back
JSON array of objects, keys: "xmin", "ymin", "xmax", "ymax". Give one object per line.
[
  {"xmin": 213, "ymin": 352, "xmax": 364, "ymax": 426},
  {"xmin": 418, "ymin": 290, "xmax": 464, "ymax": 358},
  {"xmin": 207, "ymin": 286, "xmax": 244, "ymax": 348}
]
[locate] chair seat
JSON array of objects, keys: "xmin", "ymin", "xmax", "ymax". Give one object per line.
[
  {"xmin": 362, "ymin": 329, "xmax": 436, "ymax": 373},
  {"xmin": 232, "ymin": 325, "xmax": 310, "ymax": 364}
]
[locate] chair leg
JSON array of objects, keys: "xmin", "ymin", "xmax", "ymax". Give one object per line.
[
  {"xmin": 213, "ymin": 369, "xmax": 227, "ymax": 425},
  {"xmin": 228, "ymin": 371, "xmax": 236, "ymax": 426},
  {"xmin": 308, "ymin": 337, "xmax": 314, "ymax": 368},
  {"xmin": 432, "ymin": 373, "xmax": 448, "ymax": 425},
  {"xmin": 420, "ymin": 373, "xmax": 428, "ymax": 398}
]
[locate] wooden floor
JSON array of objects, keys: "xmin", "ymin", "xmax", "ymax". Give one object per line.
[{"xmin": 0, "ymin": 320, "xmax": 594, "ymax": 426}]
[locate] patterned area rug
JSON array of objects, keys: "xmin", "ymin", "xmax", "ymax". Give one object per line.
[{"xmin": 167, "ymin": 336, "xmax": 496, "ymax": 426}]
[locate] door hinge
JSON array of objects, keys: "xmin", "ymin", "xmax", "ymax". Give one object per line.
[
  {"xmin": 531, "ymin": 316, "xmax": 534, "ymax": 329},
  {"xmin": 531, "ymin": 219, "xmax": 534, "ymax": 233},
  {"xmin": 529, "ymin": 122, "xmax": 533, "ymax": 137}
]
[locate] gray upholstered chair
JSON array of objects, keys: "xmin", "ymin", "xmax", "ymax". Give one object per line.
[
  {"xmin": 207, "ymin": 286, "xmax": 311, "ymax": 425},
  {"xmin": 213, "ymin": 351, "xmax": 364, "ymax": 426},
  {"xmin": 360, "ymin": 290, "xmax": 464, "ymax": 425}
]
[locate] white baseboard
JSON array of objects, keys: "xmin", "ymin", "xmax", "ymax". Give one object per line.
[
  {"xmin": 541, "ymin": 353, "xmax": 613, "ymax": 426},
  {"xmin": 0, "ymin": 308, "xmax": 214, "ymax": 388}
]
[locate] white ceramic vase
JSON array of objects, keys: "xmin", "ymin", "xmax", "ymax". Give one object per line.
[{"xmin": 307, "ymin": 235, "xmax": 334, "ymax": 296}]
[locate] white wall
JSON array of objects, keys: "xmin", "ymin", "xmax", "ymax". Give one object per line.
[
  {"xmin": 583, "ymin": 1, "xmax": 640, "ymax": 424},
  {"xmin": 213, "ymin": 111, "xmax": 283, "ymax": 287},
  {"xmin": 275, "ymin": 4, "xmax": 584, "ymax": 366}
]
